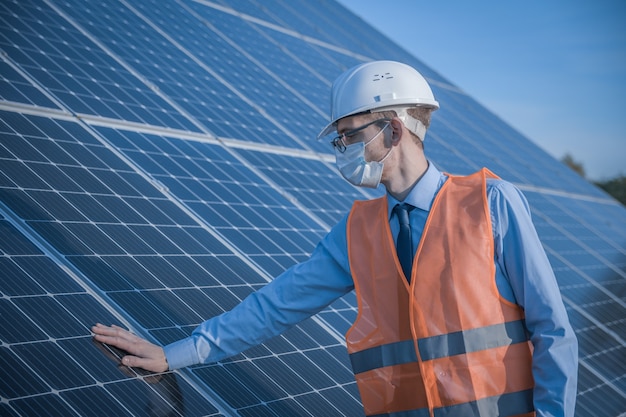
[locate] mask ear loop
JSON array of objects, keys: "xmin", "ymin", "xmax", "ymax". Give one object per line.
[
  {"xmin": 375, "ymin": 122, "xmax": 394, "ymax": 163},
  {"xmin": 387, "ymin": 107, "xmax": 427, "ymax": 141}
]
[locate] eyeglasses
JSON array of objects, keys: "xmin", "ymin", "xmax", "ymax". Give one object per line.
[{"xmin": 331, "ymin": 118, "xmax": 391, "ymax": 153}]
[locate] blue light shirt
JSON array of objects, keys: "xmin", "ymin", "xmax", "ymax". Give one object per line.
[{"xmin": 164, "ymin": 162, "xmax": 578, "ymax": 417}]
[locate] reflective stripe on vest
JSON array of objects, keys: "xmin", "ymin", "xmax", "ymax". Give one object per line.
[
  {"xmin": 351, "ymin": 319, "xmax": 528, "ymax": 374},
  {"xmin": 346, "ymin": 168, "xmax": 535, "ymax": 417},
  {"xmin": 369, "ymin": 390, "xmax": 534, "ymax": 417}
]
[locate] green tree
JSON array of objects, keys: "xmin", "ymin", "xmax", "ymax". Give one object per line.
[
  {"xmin": 561, "ymin": 153, "xmax": 586, "ymax": 177},
  {"xmin": 560, "ymin": 153, "xmax": 624, "ymax": 206},
  {"xmin": 594, "ymin": 176, "xmax": 626, "ymax": 206}
]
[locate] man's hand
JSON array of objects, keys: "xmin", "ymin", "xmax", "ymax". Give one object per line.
[{"xmin": 92, "ymin": 323, "xmax": 169, "ymax": 373}]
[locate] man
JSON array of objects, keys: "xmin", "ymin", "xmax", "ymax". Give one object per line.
[{"xmin": 93, "ymin": 60, "xmax": 578, "ymax": 416}]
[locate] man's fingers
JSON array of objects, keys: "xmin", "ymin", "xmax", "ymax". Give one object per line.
[
  {"xmin": 92, "ymin": 323, "xmax": 127, "ymax": 338},
  {"xmin": 122, "ymin": 354, "xmax": 168, "ymax": 373},
  {"xmin": 93, "ymin": 333, "xmax": 134, "ymax": 353},
  {"xmin": 122, "ymin": 355, "xmax": 152, "ymax": 370},
  {"xmin": 92, "ymin": 324, "xmax": 140, "ymax": 353},
  {"xmin": 121, "ymin": 354, "xmax": 138, "ymax": 367},
  {"xmin": 93, "ymin": 323, "xmax": 130, "ymax": 334},
  {"xmin": 94, "ymin": 324, "xmax": 134, "ymax": 340}
]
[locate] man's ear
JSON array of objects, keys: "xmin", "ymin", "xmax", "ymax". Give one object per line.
[{"xmin": 389, "ymin": 117, "xmax": 404, "ymax": 145}]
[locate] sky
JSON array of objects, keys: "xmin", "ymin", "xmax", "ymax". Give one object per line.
[{"xmin": 337, "ymin": 0, "xmax": 626, "ymax": 181}]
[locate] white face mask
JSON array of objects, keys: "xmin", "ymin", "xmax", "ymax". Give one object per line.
[{"xmin": 335, "ymin": 123, "xmax": 392, "ymax": 188}]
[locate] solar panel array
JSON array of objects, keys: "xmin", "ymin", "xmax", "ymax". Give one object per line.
[{"xmin": 1, "ymin": 0, "xmax": 624, "ymax": 416}]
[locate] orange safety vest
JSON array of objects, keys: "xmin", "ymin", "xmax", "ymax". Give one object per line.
[{"xmin": 346, "ymin": 169, "xmax": 535, "ymax": 417}]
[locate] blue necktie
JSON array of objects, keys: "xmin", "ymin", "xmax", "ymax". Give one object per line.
[{"xmin": 393, "ymin": 203, "xmax": 413, "ymax": 281}]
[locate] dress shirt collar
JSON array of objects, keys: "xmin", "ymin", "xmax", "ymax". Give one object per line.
[{"xmin": 387, "ymin": 161, "xmax": 445, "ymax": 219}]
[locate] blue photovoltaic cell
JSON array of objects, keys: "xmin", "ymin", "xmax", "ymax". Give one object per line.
[{"xmin": 1, "ymin": 0, "xmax": 625, "ymax": 416}]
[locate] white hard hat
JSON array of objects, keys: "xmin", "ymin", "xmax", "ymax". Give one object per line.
[{"xmin": 317, "ymin": 60, "xmax": 439, "ymax": 139}]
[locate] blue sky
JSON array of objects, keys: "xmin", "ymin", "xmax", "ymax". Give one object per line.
[{"xmin": 337, "ymin": 0, "xmax": 625, "ymax": 181}]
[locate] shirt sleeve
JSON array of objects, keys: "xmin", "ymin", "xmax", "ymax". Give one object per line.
[
  {"xmin": 489, "ymin": 180, "xmax": 578, "ymax": 417},
  {"xmin": 164, "ymin": 214, "xmax": 354, "ymax": 369}
]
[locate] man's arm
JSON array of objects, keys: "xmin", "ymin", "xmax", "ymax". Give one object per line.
[
  {"xmin": 93, "ymin": 215, "xmax": 354, "ymax": 371},
  {"xmin": 490, "ymin": 180, "xmax": 578, "ymax": 417},
  {"xmin": 164, "ymin": 216, "xmax": 354, "ymax": 368}
]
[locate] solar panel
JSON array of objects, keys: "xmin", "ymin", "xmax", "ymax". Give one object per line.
[{"xmin": 1, "ymin": 0, "xmax": 624, "ymax": 416}]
